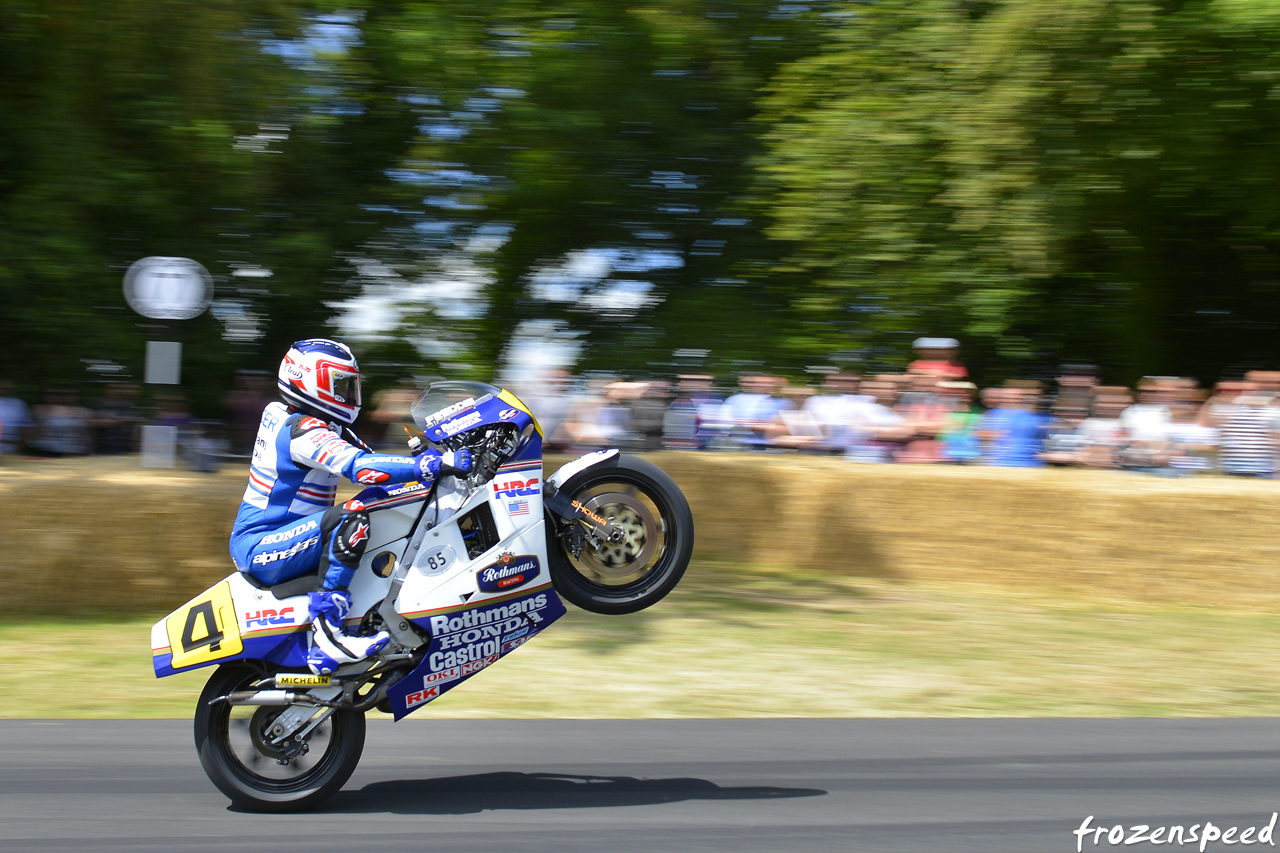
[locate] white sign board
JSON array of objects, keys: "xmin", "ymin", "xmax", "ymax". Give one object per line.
[
  {"xmin": 140, "ymin": 425, "xmax": 178, "ymax": 469},
  {"xmin": 123, "ymin": 256, "xmax": 212, "ymax": 320},
  {"xmin": 145, "ymin": 341, "xmax": 182, "ymax": 385}
]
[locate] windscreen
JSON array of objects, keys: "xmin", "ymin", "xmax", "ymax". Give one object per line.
[{"xmin": 410, "ymin": 381, "xmax": 498, "ymax": 431}]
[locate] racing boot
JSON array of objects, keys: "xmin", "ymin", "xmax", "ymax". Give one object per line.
[{"xmin": 306, "ymin": 589, "xmax": 389, "ymax": 675}]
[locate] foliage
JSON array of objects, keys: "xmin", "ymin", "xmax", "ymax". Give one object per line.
[
  {"xmin": 0, "ymin": 0, "xmax": 412, "ymax": 412},
  {"xmin": 12, "ymin": 0, "xmax": 1280, "ymax": 403},
  {"xmin": 346, "ymin": 0, "xmax": 831, "ymax": 377},
  {"xmin": 758, "ymin": 0, "xmax": 1280, "ymax": 382}
]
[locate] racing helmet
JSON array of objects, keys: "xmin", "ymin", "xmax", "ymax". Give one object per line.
[{"xmin": 277, "ymin": 338, "xmax": 362, "ymax": 424}]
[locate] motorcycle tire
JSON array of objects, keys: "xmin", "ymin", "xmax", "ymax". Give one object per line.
[
  {"xmin": 194, "ymin": 663, "xmax": 365, "ymax": 813},
  {"xmin": 547, "ymin": 453, "xmax": 694, "ymax": 615}
]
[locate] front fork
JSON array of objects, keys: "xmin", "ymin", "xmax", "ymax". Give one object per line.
[{"xmin": 543, "ymin": 481, "xmax": 627, "ymax": 555}]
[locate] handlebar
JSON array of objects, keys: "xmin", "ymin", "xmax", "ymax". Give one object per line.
[{"xmin": 413, "ymin": 422, "xmax": 519, "ymax": 489}]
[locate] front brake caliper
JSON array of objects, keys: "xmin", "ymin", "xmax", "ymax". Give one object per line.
[{"xmin": 563, "ymin": 524, "xmax": 587, "ymax": 559}]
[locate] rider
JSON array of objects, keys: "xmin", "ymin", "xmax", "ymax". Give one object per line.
[{"xmin": 230, "ymin": 338, "xmax": 472, "ymax": 675}]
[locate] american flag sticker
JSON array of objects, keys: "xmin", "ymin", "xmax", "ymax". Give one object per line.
[{"xmin": 507, "ymin": 500, "xmax": 529, "ymax": 517}]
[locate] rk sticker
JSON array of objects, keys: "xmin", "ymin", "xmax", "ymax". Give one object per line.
[{"xmin": 405, "ymin": 685, "xmax": 439, "ymax": 708}]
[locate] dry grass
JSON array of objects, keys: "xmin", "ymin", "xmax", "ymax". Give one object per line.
[{"xmin": 6, "ymin": 561, "xmax": 1280, "ymax": 719}]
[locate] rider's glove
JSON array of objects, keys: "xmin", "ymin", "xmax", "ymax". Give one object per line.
[
  {"xmin": 418, "ymin": 449, "xmax": 473, "ymax": 481},
  {"xmin": 441, "ymin": 449, "xmax": 473, "ymax": 477}
]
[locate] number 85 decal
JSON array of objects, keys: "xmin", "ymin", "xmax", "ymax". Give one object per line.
[{"xmin": 419, "ymin": 545, "xmax": 455, "ymax": 576}]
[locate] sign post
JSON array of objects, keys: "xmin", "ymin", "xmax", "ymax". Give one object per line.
[{"xmin": 123, "ymin": 257, "xmax": 212, "ymax": 467}]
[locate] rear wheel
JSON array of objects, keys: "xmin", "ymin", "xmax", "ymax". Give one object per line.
[
  {"xmin": 194, "ymin": 664, "xmax": 365, "ymax": 812},
  {"xmin": 547, "ymin": 454, "xmax": 694, "ymax": 614}
]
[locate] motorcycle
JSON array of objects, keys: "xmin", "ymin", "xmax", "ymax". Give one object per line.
[{"xmin": 149, "ymin": 380, "xmax": 694, "ymax": 812}]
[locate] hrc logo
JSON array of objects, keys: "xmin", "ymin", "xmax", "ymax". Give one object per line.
[
  {"xmin": 245, "ymin": 607, "xmax": 296, "ymax": 630},
  {"xmin": 493, "ymin": 477, "xmax": 539, "ymax": 500}
]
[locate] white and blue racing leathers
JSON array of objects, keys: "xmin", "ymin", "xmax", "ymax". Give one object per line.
[{"xmin": 230, "ymin": 402, "xmax": 433, "ymax": 589}]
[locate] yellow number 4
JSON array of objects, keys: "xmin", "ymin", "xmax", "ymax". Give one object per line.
[{"xmin": 164, "ymin": 581, "xmax": 244, "ymax": 669}]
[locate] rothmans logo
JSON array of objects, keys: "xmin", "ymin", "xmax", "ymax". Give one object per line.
[{"xmin": 477, "ymin": 553, "xmax": 539, "ymax": 592}]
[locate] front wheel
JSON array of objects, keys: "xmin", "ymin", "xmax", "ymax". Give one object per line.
[
  {"xmin": 547, "ymin": 454, "xmax": 694, "ymax": 615},
  {"xmin": 194, "ymin": 664, "xmax": 365, "ymax": 812}
]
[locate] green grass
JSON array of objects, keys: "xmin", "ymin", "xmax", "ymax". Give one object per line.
[{"xmin": 7, "ymin": 560, "xmax": 1280, "ymax": 718}]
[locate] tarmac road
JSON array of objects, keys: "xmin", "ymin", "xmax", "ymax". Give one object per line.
[{"xmin": 4, "ymin": 718, "xmax": 1280, "ymax": 852}]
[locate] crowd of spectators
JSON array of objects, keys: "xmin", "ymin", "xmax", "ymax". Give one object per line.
[
  {"xmin": 8, "ymin": 338, "xmax": 1280, "ymax": 479},
  {"xmin": 0, "ymin": 376, "xmax": 260, "ymax": 469},
  {"xmin": 513, "ymin": 340, "xmax": 1280, "ymax": 478}
]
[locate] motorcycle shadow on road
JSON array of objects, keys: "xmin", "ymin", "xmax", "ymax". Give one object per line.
[{"xmin": 324, "ymin": 772, "xmax": 826, "ymax": 815}]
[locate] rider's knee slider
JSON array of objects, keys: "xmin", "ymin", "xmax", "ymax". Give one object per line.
[{"xmin": 321, "ymin": 506, "xmax": 371, "ymax": 567}]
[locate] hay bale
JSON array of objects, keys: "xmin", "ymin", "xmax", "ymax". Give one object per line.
[
  {"xmin": 651, "ymin": 452, "xmax": 1280, "ymax": 607},
  {"xmin": 5, "ymin": 453, "xmax": 1280, "ymax": 614},
  {"xmin": 0, "ymin": 458, "xmax": 247, "ymax": 613}
]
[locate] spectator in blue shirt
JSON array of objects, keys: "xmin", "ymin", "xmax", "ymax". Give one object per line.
[
  {"xmin": 0, "ymin": 381, "xmax": 32, "ymax": 455},
  {"xmin": 722, "ymin": 374, "xmax": 789, "ymax": 450},
  {"xmin": 980, "ymin": 386, "xmax": 1047, "ymax": 467}
]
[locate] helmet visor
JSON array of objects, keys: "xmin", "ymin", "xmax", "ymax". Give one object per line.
[{"xmin": 331, "ymin": 371, "xmax": 361, "ymax": 408}]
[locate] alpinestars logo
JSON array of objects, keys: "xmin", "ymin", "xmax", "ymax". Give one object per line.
[
  {"xmin": 252, "ymin": 536, "xmax": 320, "ymax": 566},
  {"xmin": 355, "ymin": 468, "xmax": 390, "ymax": 485},
  {"xmin": 347, "ymin": 523, "xmax": 369, "ymax": 548}
]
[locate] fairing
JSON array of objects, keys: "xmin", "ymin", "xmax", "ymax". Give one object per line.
[{"xmin": 153, "ymin": 382, "xmax": 565, "ymax": 722}]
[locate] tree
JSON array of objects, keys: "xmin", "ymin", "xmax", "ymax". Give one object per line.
[
  {"xmin": 757, "ymin": 0, "xmax": 1280, "ymax": 382},
  {"xmin": 343, "ymin": 0, "xmax": 833, "ymax": 378},
  {"xmin": 0, "ymin": 1, "xmax": 414, "ymax": 411}
]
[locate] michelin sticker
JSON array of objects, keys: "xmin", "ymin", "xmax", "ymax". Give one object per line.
[{"xmin": 277, "ymin": 674, "xmax": 330, "ymax": 687}]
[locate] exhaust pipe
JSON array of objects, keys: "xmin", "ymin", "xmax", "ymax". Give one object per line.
[{"xmin": 214, "ymin": 690, "xmax": 328, "ymax": 707}]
